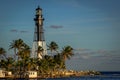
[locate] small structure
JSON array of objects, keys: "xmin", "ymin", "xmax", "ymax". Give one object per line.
[
  {"xmin": 5, "ymin": 71, "xmax": 12, "ymax": 76},
  {"xmin": 0, "ymin": 69, "xmax": 5, "ymax": 78},
  {"xmin": 27, "ymin": 71, "xmax": 37, "ymax": 78}
]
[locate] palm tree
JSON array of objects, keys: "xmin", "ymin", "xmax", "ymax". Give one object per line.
[
  {"xmin": 36, "ymin": 46, "xmax": 44, "ymax": 59},
  {"xmin": 9, "ymin": 39, "xmax": 24, "ymax": 60},
  {"xmin": 17, "ymin": 43, "xmax": 31, "ymax": 73},
  {"xmin": 9, "ymin": 39, "xmax": 31, "ymax": 76},
  {"xmin": 44, "ymin": 55, "xmax": 54, "ymax": 70},
  {"xmin": 0, "ymin": 57, "xmax": 14, "ymax": 71},
  {"xmin": 61, "ymin": 46, "xmax": 74, "ymax": 69},
  {"xmin": 0, "ymin": 59, "xmax": 7, "ymax": 69},
  {"xmin": 37, "ymin": 46, "xmax": 44, "ymax": 53},
  {"xmin": 54, "ymin": 53, "xmax": 63, "ymax": 69},
  {"xmin": 61, "ymin": 46, "xmax": 74, "ymax": 61},
  {"xmin": 6, "ymin": 57, "xmax": 15, "ymax": 71},
  {"xmin": 27, "ymin": 58, "xmax": 37, "ymax": 71},
  {"xmin": 0, "ymin": 47, "xmax": 6, "ymax": 59},
  {"xmin": 37, "ymin": 57, "xmax": 50, "ymax": 74},
  {"xmin": 18, "ymin": 43, "xmax": 31, "ymax": 60},
  {"xmin": 47, "ymin": 41, "xmax": 59, "ymax": 56}
]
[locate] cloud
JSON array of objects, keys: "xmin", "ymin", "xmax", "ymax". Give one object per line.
[
  {"xmin": 74, "ymin": 48, "xmax": 90, "ymax": 51},
  {"xmin": 49, "ymin": 25, "xmax": 63, "ymax": 29},
  {"xmin": 67, "ymin": 49, "xmax": 120, "ymax": 71},
  {"xmin": 20, "ymin": 30, "xmax": 28, "ymax": 33},
  {"xmin": 80, "ymin": 54, "xmax": 91, "ymax": 59},
  {"xmin": 10, "ymin": 29, "xmax": 28, "ymax": 33},
  {"xmin": 73, "ymin": 49, "xmax": 120, "ymax": 60},
  {"xmin": 10, "ymin": 29, "xmax": 18, "ymax": 32}
]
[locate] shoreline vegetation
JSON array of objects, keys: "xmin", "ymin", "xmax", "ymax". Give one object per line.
[
  {"xmin": 1, "ymin": 70, "xmax": 101, "ymax": 79},
  {"xmin": 0, "ymin": 39, "xmax": 100, "ymax": 79}
]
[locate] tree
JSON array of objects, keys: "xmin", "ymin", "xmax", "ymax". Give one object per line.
[
  {"xmin": 38, "ymin": 57, "xmax": 50, "ymax": 74},
  {"xmin": 36, "ymin": 46, "xmax": 44, "ymax": 59},
  {"xmin": 37, "ymin": 46, "xmax": 44, "ymax": 53},
  {"xmin": 9, "ymin": 39, "xmax": 24, "ymax": 60},
  {"xmin": 17, "ymin": 43, "xmax": 31, "ymax": 72},
  {"xmin": 47, "ymin": 41, "xmax": 59, "ymax": 56},
  {"xmin": 18, "ymin": 43, "xmax": 31, "ymax": 60},
  {"xmin": 26, "ymin": 58, "xmax": 37, "ymax": 71},
  {"xmin": 0, "ymin": 57, "xmax": 14, "ymax": 71},
  {"xmin": 0, "ymin": 59, "xmax": 7, "ymax": 69},
  {"xmin": 61, "ymin": 46, "xmax": 74, "ymax": 69},
  {"xmin": 54, "ymin": 53, "xmax": 64, "ymax": 69},
  {"xmin": 61, "ymin": 46, "xmax": 74, "ymax": 61},
  {"xmin": 6, "ymin": 57, "xmax": 15, "ymax": 71},
  {"xmin": 0, "ymin": 47, "xmax": 6, "ymax": 59},
  {"xmin": 9, "ymin": 39, "xmax": 31, "ymax": 76}
]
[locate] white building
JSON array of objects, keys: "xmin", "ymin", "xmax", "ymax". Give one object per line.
[
  {"xmin": 27, "ymin": 71, "xmax": 37, "ymax": 78},
  {"xmin": 0, "ymin": 69, "xmax": 5, "ymax": 77}
]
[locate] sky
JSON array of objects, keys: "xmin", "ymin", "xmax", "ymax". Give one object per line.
[{"xmin": 0, "ymin": 0, "xmax": 120, "ymax": 71}]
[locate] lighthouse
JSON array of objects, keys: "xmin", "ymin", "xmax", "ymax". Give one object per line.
[{"xmin": 32, "ymin": 6, "xmax": 47, "ymax": 59}]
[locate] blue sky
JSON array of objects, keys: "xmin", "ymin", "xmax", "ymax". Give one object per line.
[{"xmin": 0, "ymin": 0, "xmax": 120, "ymax": 71}]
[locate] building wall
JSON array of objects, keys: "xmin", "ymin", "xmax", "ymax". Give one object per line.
[
  {"xmin": 0, "ymin": 70, "xmax": 5, "ymax": 77},
  {"xmin": 27, "ymin": 71, "xmax": 37, "ymax": 78}
]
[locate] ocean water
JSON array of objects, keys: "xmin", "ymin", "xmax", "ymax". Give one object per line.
[
  {"xmin": 2, "ymin": 76, "xmax": 120, "ymax": 80},
  {"xmin": 46, "ymin": 76, "xmax": 120, "ymax": 80},
  {"xmin": 5, "ymin": 76, "xmax": 120, "ymax": 80}
]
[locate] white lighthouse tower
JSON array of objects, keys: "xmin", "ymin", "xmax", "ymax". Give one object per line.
[{"xmin": 32, "ymin": 6, "xmax": 47, "ymax": 59}]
